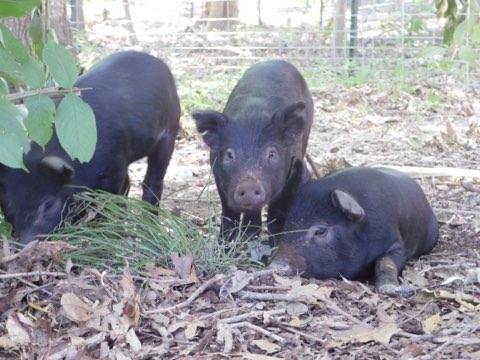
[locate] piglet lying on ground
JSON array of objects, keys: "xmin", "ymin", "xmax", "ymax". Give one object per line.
[{"xmin": 270, "ymin": 165, "xmax": 439, "ymax": 297}]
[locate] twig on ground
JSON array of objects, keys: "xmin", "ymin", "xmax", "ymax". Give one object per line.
[
  {"xmin": 306, "ymin": 153, "xmax": 321, "ymax": 179},
  {"xmin": 278, "ymin": 323, "xmax": 325, "ymax": 344},
  {"xmin": 220, "ymin": 309, "xmax": 285, "ymax": 324},
  {"xmin": 246, "ymin": 285, "xmax": 291, "ymax": 291},
  {"xmin": 0, "ymin": 270, "xmax": 67, "ymax": 280},
  {"xmin": 144, "ymin": 274, "xmax": 224, "ymax": 314},
  {"xmin": 238, "ymin": 290, "xmax": 298, "ymax": 302},
  {"xmin": 319, "ymin": 296, "xmax": 367, "ymax": 326},
  {"xmin": 45, "ymin": 332, "xmax": 105, "ymax": 360},
  {"xmin": 419, "ymin": 326, "xmax": 478, "ymax": 359},
  {"xmin": 0, "ymin": 240, "xmax": 38, "ymax": 264},
  {"xmin": 230, "ymin": 321, "xmax": 285, "ymax": 344}
]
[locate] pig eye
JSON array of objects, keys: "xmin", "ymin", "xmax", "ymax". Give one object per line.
[
  {"xmin": 265, "ymin": 147, "xmax": 279, "ymax": 163},
  {"xmin": 314, "ymin": 226, "xmax": 328, "ymax": 237},
  {"xmin": 39, "ymin": 198, "xmax": 59, "ymax": 215},
  {"xmin": 223, "ymin": 149, "xmax": 235, "ymax": 164}
]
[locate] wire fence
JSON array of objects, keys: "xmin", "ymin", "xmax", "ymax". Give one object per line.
[{"xmin": 68, "ymin": 0, "xmax": 480, "ymax": 86}]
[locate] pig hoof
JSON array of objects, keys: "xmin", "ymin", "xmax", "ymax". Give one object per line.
[{"xmin": 377, "ymin": 284, "xmax": 416, "ymax": 298}]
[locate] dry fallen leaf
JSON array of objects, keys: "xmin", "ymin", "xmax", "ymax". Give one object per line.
[
  {"xmin": 252, "ymin": 339, "xmax": 281, "ymax": 354},
  {"xmin": 171, "ymin": 253, "xmax": 195, "ymax": 280},
  {"xmin": 185, "ymin": 320, "xmax": 206, "ymax": 340},
  {"xmin": 6, "ymin": 313, "xmax": 32, "ymax": 346},
  {"xmin": 334, "ymin": 307, "xmax": 400, "ymax": 345},
  {"xmin": 126, "ymin": 328, "xmax": 142, "ymax": 352},
  {"xmin": 274, "ymin": 275, "xmax": 320, "ymax": 303},
  {"xmin": 288, "ymin": 316, "xmax": 306, "ymax": 328},
  {"xmin": 61, "ymin": 292, "xmax": 94, "ymax": 323},
  {"xmin": 0, "ymin": 288, "xmax": 17, "ymax": 313},
  {"xmin": 221, "ymin": 270, "xmax": 253, "ymax": 295},
  {"xmin": 120, "ymin": 269, "xmax": 136, "ymax": 299},
  {"xmin": 422, "ymin": 313, "xmax": 441, "ymax": 333},
  {"xmin": 0, "ymin": 335, "xmax": 15, "ymax": 349},
  {"xmin": 284, "ymin": 301, "xmax": 308, "ymax": 316}
]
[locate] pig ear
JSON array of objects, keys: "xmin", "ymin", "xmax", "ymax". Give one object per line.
[
  {"xmin": 273, "ymin": 101, "xmax": 306, "ymax": 144},
  {"xmin": 40, "ymin": 156, "xmax": 74, "ymax": 183},
  {"xmin": 331, "ymin": 189, "xmax": 365, "ymax": 222},
  {"xmin": 191, "ymin": 110, "xmax": 228, "ymax": 149}
]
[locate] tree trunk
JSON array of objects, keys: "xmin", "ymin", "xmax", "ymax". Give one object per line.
[
  {"xmin": 203, "ymin": 0, "xmax": 238, "ymax": 28},
  {"xmin": 123, "ymin": 0, "xmax": 138, "ymax": 45},
  {"xmin": 333, "ymin": 0, "xmax": 347, "ymax": 59},
  {"xmin": 349, "ymin": 0, "xmax": 359, "ymax": 60},
  {"xmin": 0, "ymin": 0, "xmax": 74, "ymax": 52},
  {"xmin": 257, "ymin": 0, "xmax": 263, "ymax": 26},
  {"xmin": 0, "ymin": 17, "xmax": 32, "ymax": 48},
  {"xmin": 48, "ymin": 0, "xmax": 75, "ymax": 50},
  {"xmin": 69, "ymin": 0, "xmax": 85, "ymax": 31}
]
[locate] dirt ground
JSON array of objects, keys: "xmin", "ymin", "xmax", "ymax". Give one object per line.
[
  {"xmin": 121, "ymin": 69, "xmax": 479, "ymax": 358},
  {"xmin": 1, "ymin": 47, "xmax": 479, "ymax": 358}
]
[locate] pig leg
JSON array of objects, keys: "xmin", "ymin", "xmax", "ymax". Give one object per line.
[
  {"xmin": 142, "ymin": 131, "xmax": 176, "ymax": 205},
  {"xmin": 374, "ymin": 249, "xmax": 415, "ymax": 298},
  {"xmin": 120, "ymin": 175, "xmax": 130, "ymax": 195},
  {"xmin": 267, "ymin": 160, "xmax": 307, "ymax": 243},
  {"xmin": 266, "ymin": 208, "xmax": 285, "ymax": 244},
  {"xmin": 221, "ymin": 207, "xmax": 262, "ymax": 240}
]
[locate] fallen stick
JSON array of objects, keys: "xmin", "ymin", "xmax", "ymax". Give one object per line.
[
  {"xmin": 306, "ymin": 153, "xmax": 321, "ymax": 179},
  {"xmin": 0, "ymin": 270, "xmax": 67, "ymax": 280},
  {"xmin": 319, "ymin": 296, "xmax": 367, "ymax": 327},
  {"xmin": 144, "ymin": 274, "xmax": 224, "ymax": 314},
  {"xmin": 238, "ymin": 290, "xmax": 298, "ymax": 302},
  {"xmin": 46, "ymin": 332, "xmax": 105, "ymax": 360},
  {"xmin": 0, "ymin": 240, "xmax": 38, "ymax": 264},
  {"xmin": 278, "ymin": 323, "xmax": 325, "ymax": 344},
  {"xmin": 419, "ymin": 326, "xmax": 478, "ymax": 360},
  {"xmin": 230, "ymin": 321, "xmax": 285, "ymax": 344},
  {"xmin": 372, "ymin": 165, "xmax": 480, "ymax": 179},
  {"xmin": 220, "ymin": 309, "xmax": 286, "ymax": 324}
]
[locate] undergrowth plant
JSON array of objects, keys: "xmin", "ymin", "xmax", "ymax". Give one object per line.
[{"xmin": 49, "ymin": 191, "xmax": 252, "ymax": 276}]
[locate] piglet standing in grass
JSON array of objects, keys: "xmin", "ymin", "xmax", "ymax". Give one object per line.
[
  {"xmin": 192, "ymin": 60, "xmax": 313, "ymax": 239},
  {"xmin": 270, "ymin": 165, "xmax": 439, "ymax": 297}
]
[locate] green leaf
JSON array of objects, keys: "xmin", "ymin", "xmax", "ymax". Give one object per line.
[
  {"xmin": 55, "ymin": 94, "xmax": 97, "ymax": 162},
  {"xmin": 0, "ymin": 47, "xmax": 23, "ymax": 82},
  {"xmin": 25, "ymin": 95, "xmax": 55, "ymax": 147},
  {"xmin": 0, "ymin": 132, "xmax": 26, "ymax": 169},
  {"xmin": 43, "ymin": 40, "xmax": 77, "ymax": 88},
  {"xmin": 421, "ymin": 46, "xmax": 447, "ymax": 58},
  {"xmin": 0, "ymin": 24, "xmax": 30, "ymax": 63},
  {"xmin": 458, "ymin": 45, "xmax": 477, "ymax": 64},
  {"xmin": 0, "ymin": 98, "xmax": 30, "ymax": 155},
  {"xmin": 443, "ymin": 21, "xmax": 456, "ymax": 44},
  {"xmin": 471, "ymin": 24, "xmax": 480, "ymax": 44},
  {"xmin": 0, "ymin": 0, "xmax": 41, "ymax": 17},
  {"xmin": 0, "ymin": 77, "xmax": 8, "ymax": 94},
  {"xmin": 453, "ymin": 20, "xmax": 467, "ymax": 45},
  {"xmin": 28, "ymin": 12, "xmax": 43, "ymax": 58},
  {"xmin": 21, "ymin": 57, "xmax": 45, "ymax": 88},
  {"xmin": 408, "ymin": 18, "xmax": 424, "ymax": 33}
]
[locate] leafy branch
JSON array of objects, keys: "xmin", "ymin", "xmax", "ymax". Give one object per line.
[{"xmin": 0, "ymin": 1, "xmax": 97, "ymax": 169}]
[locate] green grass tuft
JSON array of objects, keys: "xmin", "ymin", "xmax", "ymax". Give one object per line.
[{"xmin": 50, "ymin": 191, "xmax": 252, "ymax": 276}]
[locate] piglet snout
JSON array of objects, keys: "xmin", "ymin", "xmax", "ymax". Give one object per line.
[{"xmin": 234, "ymin": 180, "xmax": 266, "ymax": 211}]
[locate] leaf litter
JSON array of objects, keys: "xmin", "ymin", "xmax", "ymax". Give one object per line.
[{"xmin": 1, "ymin": 58, "xmax": 479, "ymax": 359}]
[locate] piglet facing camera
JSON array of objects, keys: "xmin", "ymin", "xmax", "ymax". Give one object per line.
[{"xmin": 270, "ymin": 167, "xmax": 439, "ymax": 297}]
